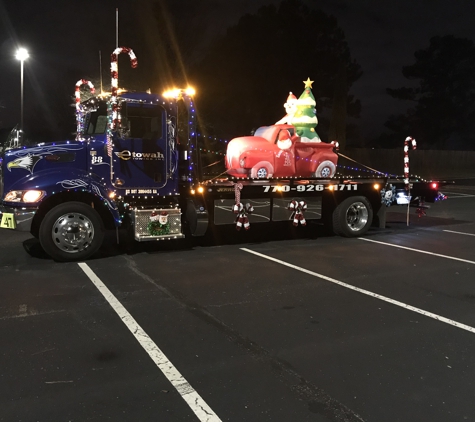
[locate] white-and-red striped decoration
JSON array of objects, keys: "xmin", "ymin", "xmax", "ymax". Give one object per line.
[
  {"xmin": 234, "ymin": 202, "xmax": 254, "ymax": 231},
  {"xmin": 404, "ymin": 136, "xmax": 417, "ymax": 189},
  {"xmin": 75, "ymin": 79, "xmax": 95, "ymax": 140},
  {"xmin": 234, "ymin": 182, "xmax": 243, "ymax": 205},
  {"xmin": 288, "ymin": 200, "xmax": 307, "ymax": 226},
  {"xmin": 108, "ymin": 47, "xmax": 138, "ymax": 156}
]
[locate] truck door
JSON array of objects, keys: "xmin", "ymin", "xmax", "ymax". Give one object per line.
[{"xmin": 112, "ymin": 103, "xmax": 171, "ymax": 190}]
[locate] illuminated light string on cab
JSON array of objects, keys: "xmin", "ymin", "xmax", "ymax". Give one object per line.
[
  {"xmin": 75, "ymin": 79, "xmax": 95, "ymax": 141},
  {"xmin": 108, "ymin": 46, "xmax": 138, "ymax": 158},
  {"xmin": 187, "ymin": 97, "xmax": 197, "ymax": 184}
]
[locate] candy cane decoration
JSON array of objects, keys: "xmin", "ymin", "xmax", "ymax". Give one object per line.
[
  {"xmin": 234, "ymin": 203, "xmax": 254, "ymax": 231},
  {"xmin": 75, "ymin": 79, "xmax": 95, "ymax": 141},
  {"xmin": 108, "ymin": 46, "xmax": 138, "ymax": 156},
  {"xmin": 232, "ymin": 182, "xmax": 254, "ymax": 230},
  {"xmin": 288, "ymin": 200, "xmax": 307, "ymax": 226},
  {"xmin": 233, "ymin": 182, "xmax": 243, "ymax": 209},
  {"xmin": 404, "ymin": 136, "xmax": 417, "ymax": 189}
]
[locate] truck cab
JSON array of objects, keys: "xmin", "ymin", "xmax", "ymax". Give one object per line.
[
  {"xmin": 0, "ymin": 90, "xmax": 202, "ymax": 261},
  {"xmin": 85, "ymin": 92, "xmax": 179, "ymax": 194}
]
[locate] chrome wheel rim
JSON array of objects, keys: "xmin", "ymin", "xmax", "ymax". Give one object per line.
[
  {"xmin": 346, "ymin": 202, "xmax": 369, "ymax": 231},
  {"xmin": 51, "ymin": 212, "xmax": 94, "ymax": 254},
  {"xmin": 256, "ymin": 168, "xmax": 268, "ymax": 178},
  {"xmin": 321, "ymin": 167, "xmax": 331, "ymax": 177}
]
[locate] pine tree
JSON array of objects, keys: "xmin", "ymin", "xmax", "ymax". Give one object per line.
[
  {"xmin": 384, "ymin": 35, "xmax": 475, "ymax": 149},
  {"xmin": 291, "ymin": 78, "xmax": 321, "ymax": 142}
]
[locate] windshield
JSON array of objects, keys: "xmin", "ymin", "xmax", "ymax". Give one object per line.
[{"xmin": 254, "ymin": 126, "xmax": 295, "ymax": 143}]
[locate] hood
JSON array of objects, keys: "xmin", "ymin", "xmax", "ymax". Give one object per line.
[{"xmin": 2, "ymin": 142, "xmax": 87, "ymax": 197}]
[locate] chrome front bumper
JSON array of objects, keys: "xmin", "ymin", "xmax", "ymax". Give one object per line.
[{"xmin": 0, "ymin": 204, "xmax": 37, "ymax": 232}]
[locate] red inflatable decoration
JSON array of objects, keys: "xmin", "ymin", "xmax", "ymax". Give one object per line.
[{"xmin": 225, "ymin": 124, "xmax": 338, "ymax": 179}]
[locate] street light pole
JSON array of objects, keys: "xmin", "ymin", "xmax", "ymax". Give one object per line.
[{"xmin": 15, "ymin": 48, "xmax": 29, "ymax": 142}]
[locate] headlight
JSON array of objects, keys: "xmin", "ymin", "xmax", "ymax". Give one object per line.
[
  {"xmin": 239, "ymin": 158, "xmax": 246, "ymax": 167},
  {"xmin": 4, "ymin": 190, "xmax": 46, "ymax": 203}
]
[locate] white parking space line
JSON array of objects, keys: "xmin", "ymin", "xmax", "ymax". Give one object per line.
[
  {"xmin": 78, "ymin": 263, "xmax": 222, "ymax": 422},
  {"xmin": 443, "ymin": 191, "xmax": 475, "ymax": 198},
  {"xmin": 359, "ymin": 238, "xmax": 475, "ymax": 265},
  {"xmin": 444, "ymin": 230, "xmax": 475, "ymax": 237},
  {"xmin": 241, "ymin": 248, "xmax": 475, "ymax": 335}
]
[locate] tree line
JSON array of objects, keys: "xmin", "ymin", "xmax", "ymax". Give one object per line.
[
  {"xmin": 2, "ymin": 0, "xmax": 474, "ymax": 151},
  {"xmin": 152, "ymin": 0, "xmax": 475, "ymax": 150}
]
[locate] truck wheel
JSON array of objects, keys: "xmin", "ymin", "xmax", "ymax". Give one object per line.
[
  {"xmin": 39, "ymin": 202, "xmax": 104, "ymax": 262},
  {"xmin": 250, "ymin": 162, "xmax": 274, "ymax": 178},
  {"xmin": 332, "ymin": 196, "xmax": 373, "ymax": 237},
  {"xmin": 314, "ymin": 161, "xmax": 336, "ymax": 178}
]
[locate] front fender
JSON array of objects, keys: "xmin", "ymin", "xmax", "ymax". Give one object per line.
[{"xmin": 5, "ymin": 169, "xmax": 121, "ymax": 227}]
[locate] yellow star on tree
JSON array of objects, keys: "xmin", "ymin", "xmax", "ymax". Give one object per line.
[{"xmin": 303, "ymin": 77, "xmax": 314, "ymax": 88}]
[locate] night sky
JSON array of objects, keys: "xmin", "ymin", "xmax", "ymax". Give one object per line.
[{"xmin": 1, "ymin": 0, "xmax": 475, "ymax": 142}]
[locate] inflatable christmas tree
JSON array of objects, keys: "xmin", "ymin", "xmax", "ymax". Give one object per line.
[{"xmin": 291, "ymin": 78, "xmax": 321, "ymax": 142}]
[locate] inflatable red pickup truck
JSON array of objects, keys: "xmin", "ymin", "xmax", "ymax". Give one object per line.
[{"xmin": 225, "ymin": 124, "xmax": 338, "ymax": 178}]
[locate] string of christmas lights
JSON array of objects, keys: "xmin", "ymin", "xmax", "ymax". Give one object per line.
[
  {"xmin": 108, "ymin": 46, "xmax": 138, "ymax": 157},
  {"xmin": 194, "ymin": 135, "xmax": 421, "ymax": 181},
  {"xmin": 188, "ymin": 97, "xmax": 197, "ymax": 183},
  {"xmin": 196, "ymin": 142, "xmax": 411, "ymax": 180},
  {"xmin": 194, "ymin": 131, "xmax": 438, "ymax": 184},
  {"xmin": 75, "ymin": 79, "xmax": 95, "ymax": 141}
]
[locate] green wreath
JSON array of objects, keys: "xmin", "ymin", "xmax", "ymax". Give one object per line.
[{"xmin": 147, "ymin": 221, "xmax": 170, "ymax": 236}]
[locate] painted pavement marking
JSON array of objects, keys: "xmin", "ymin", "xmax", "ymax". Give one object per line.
[
  {"xmin": 78, "ymin": 262, "xmax": 222, "ymax": 422},
  {"xmin": 443, "ymin": 230, "xmax": 475, "ymax": 237},
  {"xmin": 443, "ymin": 191, "xmax": 475, "ymax": 198},
  {"xmin": 359, "ymin": 237, "xmax": 475, "ymax": 265},
  {"xmin": 240, "ymin": 248, "xmax": 475, "ymax": 335}
]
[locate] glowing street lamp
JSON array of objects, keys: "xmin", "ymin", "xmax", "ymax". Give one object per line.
[{"xmin": 15, "ymin": 48, "xmax": 29, "ymax": 139}]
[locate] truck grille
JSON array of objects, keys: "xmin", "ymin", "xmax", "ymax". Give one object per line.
[{"xmin": 131, "ymin": 208, "xmax": 184, "ymax": 242}]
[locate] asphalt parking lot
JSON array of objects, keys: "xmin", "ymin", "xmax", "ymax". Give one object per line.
[{"xmin": 1, "ymin": 184, "xmax": 475, "ymax": 422}]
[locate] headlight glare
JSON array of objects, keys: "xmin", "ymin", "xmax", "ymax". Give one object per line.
[
  {"xmin": 4, "ymin": 191, "xmax": 22, "ymax": 202},
  {"xmin": 4, "ymin": 190, "xmax": 46, "ymax": 203}
]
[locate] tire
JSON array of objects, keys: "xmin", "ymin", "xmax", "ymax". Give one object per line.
[
  {"xmin": 314, "ymin": 160, "xmax": 336, "ymax": 178},
  {"xmin": 39, "ymin": 202, "xmax": 105, "ymax": 262},
  {"xmin": 332, "ymin": 196, "xmax": 373, "ymax": 237},
  {"xmin": 250, "ymin": 161, "xmax": 274, "ymax": 178}
]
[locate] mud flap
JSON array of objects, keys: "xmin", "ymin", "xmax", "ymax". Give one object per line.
[{"xmin": 186, "ymin": 199, "xmax": 209, "ymax": 236}]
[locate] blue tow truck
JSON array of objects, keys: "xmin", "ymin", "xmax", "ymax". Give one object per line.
[{"xmin": 0, "ymin": 49, "xmax": 445, "ymax": 261}]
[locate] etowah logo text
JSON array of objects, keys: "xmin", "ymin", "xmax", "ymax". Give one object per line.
[{"xmin": 114, "ymin": 150, "xmax": 164, "ymax": 161}]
